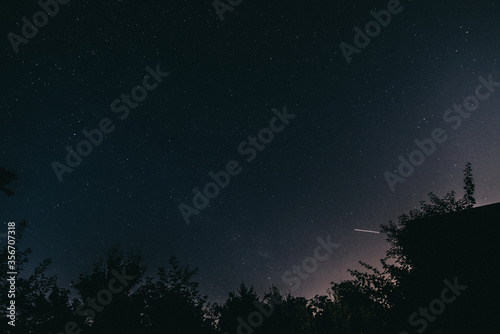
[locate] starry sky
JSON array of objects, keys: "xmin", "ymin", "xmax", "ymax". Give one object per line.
[{"xmin": 1, "ymin": 0, "xmax": 499, "ymax": 303}]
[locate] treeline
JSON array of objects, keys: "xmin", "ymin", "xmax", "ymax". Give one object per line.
[{"xmin": 0, "ymin": 163, "xmax": 495, "ymax": 333}]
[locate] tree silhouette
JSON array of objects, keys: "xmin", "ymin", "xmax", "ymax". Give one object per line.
[
  {"xmin": 262, "ymin": 291, "xmax": 314, "ymax": 334},
  {"xmin": 461, "ymin": 162, "xmax": 475, "ymax": 208},
  {"xmin": 70, "ymin": 244, "xmax": 145, "ymax": 334},
  {"xmin": 134, "ymin": 256, "xmax": 213, "ymax": 334},
  {"xmin": 0, "ymin": 221, "xmax": 74, "ymax": 334},
  {"xmin": 323, "ymin": 163, "xmax": 484, "ymax": 333},
  {"xmin": 215, "ymin": 282, "xmax": 260, "ymax": 333}
]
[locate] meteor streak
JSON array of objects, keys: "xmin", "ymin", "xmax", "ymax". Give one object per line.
[{"xmin": 354, "ymin": 229, "xmax": 380, "ymax": 234}]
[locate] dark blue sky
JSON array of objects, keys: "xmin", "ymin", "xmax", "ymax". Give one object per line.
[{"xmin": 1, "ymin": 0, "xmax": 499, "ymax": 302}]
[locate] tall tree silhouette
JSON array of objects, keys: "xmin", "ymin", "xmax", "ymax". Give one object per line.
[
  {"xmin": 0, "ymin": 166, "xmax": 17, "ymax": 197},
  {"xmin": 460, "ymin": 162, "xmax": 475, "ymax": 208}
]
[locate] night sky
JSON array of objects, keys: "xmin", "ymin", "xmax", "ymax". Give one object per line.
[{"xmin": 1, "ymin": 0, "xmax": 499, "ymax": 303}]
